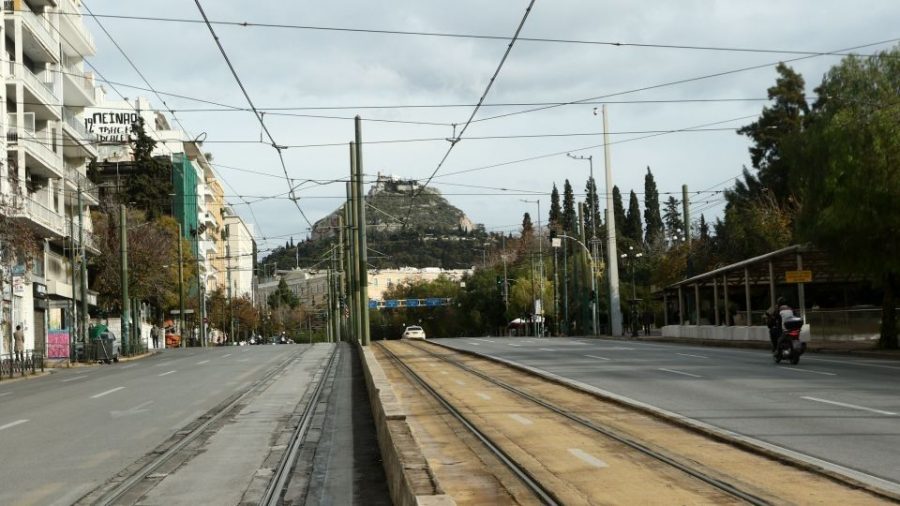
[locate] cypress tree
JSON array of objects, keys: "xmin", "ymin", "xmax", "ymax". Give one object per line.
[
  {"xmin": 562, "ymin": 180, "xmax": 576, "ymax": 234},
  {"xmin": 624, "ymin": 190, "xmax": 643, "ymax": 243},
  {"xmin": 643, "ymin": 167, "xmax": 663, "ymax": 246},
  {"xmin": 549, "ymin": 183, "xmax": 561, "ymax": 231},
  {"xmin": 584, "ymin": 177, "xmax": 601, "ymax": 239},
  {"xmin": 612, "ymin": 185, "xmax": 625, "ymax": 239}
]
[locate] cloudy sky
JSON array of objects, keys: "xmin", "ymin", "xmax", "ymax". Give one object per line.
[{"xmin": 84, "ymin": 1, "xmax": 899, "ymax": 256}]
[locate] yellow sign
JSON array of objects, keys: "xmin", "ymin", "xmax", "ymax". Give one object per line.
[{"xmin": 785, "ymin": 270, "xmax": 812, "ymax": 283}]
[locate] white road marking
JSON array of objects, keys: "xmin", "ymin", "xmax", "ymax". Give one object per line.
[
  {"xmin": 91, "ymin": 387, "xmax": 125, "ymax": 399},
  {"xmin": 782, "ymin": 367, "xmax": 836, "ymax": 376},
  {"xmin": 0, "ymin": 392, "xmax": 12, "ymax": 398},
  {"xmin": 568, "ymin": 448, "xmax": 608, "ymax": 468},
  {"xmin": 476, "ymin": 392, "xmax": 492, "ymax": 401},
  {"xmin": 508, "ymin": 343, "xmax": 521, "ymax": 347},
  {"xmin": 659, "ymin": 368, "xmax": 702, "ymax": 378},
  {"xmin": 61, "ymin": 375, "xmax": 89, "ymax": 383},
  {"xmin": 222, "ymin": 353, "xmax": 232, "ymax": 358},
  {"xmin": 454, "ymin": 380, "xmax": 466, "ymax": 386},
  {"xmin": 585, "ymin": 355, "xmax": 611, "ymax": 361},
  {"xmin": 509, "ymin": 414, "xmax": 533, "ymax": 426},
  {"xmin": 677, "ymin": 353, "xmax": 708, "ymax": 359},
  {"xmin": 0, "ymin": 419, "xmax": 28, "ymax": 431},
  {"xmin": 197, "ymin": 360, "xmax": 210, "ymax": 365},
  {"xmin": 539, "ymin": 348, "xmax": 556, "ymax": 352},
  {"xmin": 120, "ymin": 364, "xmax": 137, "ymax": 369},
  {"xmin": 802, "ymin": 396, "xmax": 896, "ymax": 416},
  {"xmin": 804, "ymin": 357, "xmax": 900, "ymax": 371},
  {"xmin": 156, "ymin": 360, "xmax": 173, "ymax": 367},
  {"xmin": 470, "ymin": 343, "xmax": 480, "ymax": 346},
  {"xmin": 158, "ymin": 370, "xmax": 176, "ymax": 377}
]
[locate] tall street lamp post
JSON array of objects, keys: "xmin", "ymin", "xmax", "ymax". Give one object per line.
[
  {"xmin": 566, "ymin": 152, "xmax": 602, "ymax": 335},
  {"xmin": 621, "ymin": 246, "xmax": 643, "ymax": 337},
  {"xmin": 557, "ymin": 235, "xmax": 598, "ymax": 336},
  {"xmin": 521, "ymin": 199, "xmax": 544, "ymax": 337}
]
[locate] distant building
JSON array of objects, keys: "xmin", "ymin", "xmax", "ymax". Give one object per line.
[{"xmin": 224, "ymin": 213, "xmax": 256, "ymax": 302}]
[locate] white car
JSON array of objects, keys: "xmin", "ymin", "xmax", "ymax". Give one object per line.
[{"xmin": 402, "ymin": 326, "xmax": 426, "ymax": 340}]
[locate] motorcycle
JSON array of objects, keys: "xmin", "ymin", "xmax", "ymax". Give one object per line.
[{"xmin": 774, "ymin": 316, "xmax": 806, "ymax": 365}]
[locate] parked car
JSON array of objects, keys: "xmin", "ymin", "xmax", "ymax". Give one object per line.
[{"xmin": 402, "ymin": 326, "xmax": 426, "ymax": 340}]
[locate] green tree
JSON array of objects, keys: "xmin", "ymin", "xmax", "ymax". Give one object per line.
[
  {"xmin": 612, "ymin": 186, "xmax": 625, "ymax": 239},
  {"xmin": 624, "ymin": 190, "xmax": 642, "ymax": 243},
  {"xmin": 643, "ymin": 167, "xmax": 664, "ymax": 246},
  {"xmin": 791, "ymin": 48, "xmax": 900, "ymax": 348},
  {"xmin": 662, "ymin": 196, "xmax": 683, "ymax": 244},
  {"xmin": 267, "ymin": 277, "xmax": 299, "ymax": 309},
  {"xmin": 127, "ymin": 117, "xmax": 174, "ymax": 219},
  {"xmin": 737, "ymin": 63, "xmax": 809, "ymax": 205},
  {"xmin": 548, "ymin": 183, "xmax": 561, "ymax": 231},
  {"xmin": 584, "ymin": 177, "xmax": 601, "ymax": 239},
  {"xmin": 562, "ymin": 180, "xmax": 576, "ymax": 233}
]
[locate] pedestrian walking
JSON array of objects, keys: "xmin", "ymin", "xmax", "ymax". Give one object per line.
[
  {"xmin": 13, "ymin": 325, "xmax": 25, "ymax": 362},
  {"xmin": 150, "ymin": 324, "xmax": 160, "ymax": 349}
]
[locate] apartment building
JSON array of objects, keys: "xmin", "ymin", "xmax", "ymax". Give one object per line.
[
  {"xmin": 224, "ymin": 211, "xmax": 256, "ymax": 302},
  {"xmin": 1, "ymin": 0, "xmax": 99, "ymax": 358}
]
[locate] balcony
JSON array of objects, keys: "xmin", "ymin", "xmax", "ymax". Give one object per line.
[
  {"xmin": 58, "ymin": 0, "xmax": 95, "ymax": 57},
  {"xmin": 11, "ymin": 193, "xmax": 67, "ymax": 238},
  {"xmin": 7, "ymin": 113, "xmax": 63, "ymax": 178},
  {"xmin": 61, "ymin": 107, "xmax": 98, "ymax": 158},
  {"xmin": 61, "ymin": 57, "xmax": 95, "ymax": 107},
  {"xmin": 4, "ymin": 1, "xmax": 59, "ymax": 62},
  {"xmin": 6, "ymin": 61, "xmax": 62, "ymax": 120},
  {"xmin": 63, "ymin": 163, "xmax": 99, "ymax": 204}
]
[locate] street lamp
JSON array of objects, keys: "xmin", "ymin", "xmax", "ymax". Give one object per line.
[
  {"xmin": 557, "ymin": 235, "xmax": 598, "ymax": 336},
  {"xmin": 566, "ymin": 152, "xmax": 603, "ymax": 335},
  {"xmin": 520, "ymin": 199, "xmax": 544, "ymax": 337},
  {"xmin": 620, "ymin": 246, "xmax": 643, "ymax": 337}
]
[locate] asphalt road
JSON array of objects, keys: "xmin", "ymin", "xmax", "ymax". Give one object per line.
[
  {"xmin": 431, "ymin": 336, "xmax": 900, "ymax": 488},
  {"xmin": 0, "ymin": 345, "xmax": 307, "ymax": 506}
]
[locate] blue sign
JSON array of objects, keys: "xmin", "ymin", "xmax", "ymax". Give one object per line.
[
  {"xmin": 425, "ymin": 298, "xmax": 441, "ymax": 307},
  {"xmin": 406, "ymin": 299, "xmax": 420, "ymax": 308},
  {"xmin": 368, "ymin": 300, "xmax": 378, "ymax": 309},
  {"xmin": 385, "ymin": 299, "xmax": 399, "ymax": 308}
]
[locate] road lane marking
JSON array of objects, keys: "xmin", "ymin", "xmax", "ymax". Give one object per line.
[
  {"xmin": 782, "ymin": 367, "xmax": 836, "ymax": 376},
  {"xmin": 585, "ymin": 355, "xmax": 611, "ymax": 361},
  {"xmin": 509, "ymin": 414, "xmax": 533, "ymax": 426},
  {"xmin": 61, "ymin": 376, "xmax": 89, "ymax": 383},
  {"xmin": 156, "ymin": 360, "xmax": 173, "ymax": 367},
  {"xmin": 476, "ymin": 392, "xmax": 492, "ymax": 400},
  {"xmin": 802, "ymin": 396, "xmax": 896, "ymax": 416},
  {"xmin": 197, "ymin": 360, "xmax": 210, "ymax": 365},
  {"xmin": 0, "ymin": 392, "xmax": 12, "ymax": 398},
  {"xmin": 659, "ymin": 368, "xmax": 702, "ymax": 378},
  {"xmin": 569, "ymin": 448, "xmax": 608, "ymax": 468},
  {"xmin": 120, "ymin": 364, "xmax": 136, "ymax": 369},
  {"xmin": 677, "ymin": 353, "xmax": 708, "ymax": 359},
  {"xmin": 454, "ymin": 380, "xmax": 466, "ymax": 386},
  {"xmin": 804, "ymin": 357, "xmax": 900, "ymax": 371},
  {"xmin": 91, "ymin": 387, "xmax": 125, "ymax": 399},
  {"xmin": 508, "ymin": 343, "xmax": 521, "ymax": 347},
  {"xmin": 222, "ymin": 353, "xmax": 233, "ymax": 358},
  {"xmin": 158, "ymin": 370, "xmax": 176, "ymax": 377},
  {"xmin": 539, "ymin": 348, "xmax": 556, "ymax": 352},
  {"xmin": 0, "ymin": 419, "xmax": 28, "ymax": 431},
  {"xmin": 470, "ymin": 343, "xmax": 480, "ymax": 346}
]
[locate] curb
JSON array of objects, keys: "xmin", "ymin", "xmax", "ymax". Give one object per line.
[
  {"xmin": 358, "ymin": 343, "xmax": 455, "ymax": 506},
  {"xmin": 425, "ymin": 339, "xmax": 900, "ymax": 502}
]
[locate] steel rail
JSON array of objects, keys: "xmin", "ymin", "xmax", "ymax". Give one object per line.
[
  {"xmin": 88, "ymin": 347, "xmax": 312, "ymax": 506},
  {"xmin": 379, "ymin": 343, "xmax": 562, "ymax": 506},
  {"xmin": 261, "ymin": 345, "xmax": 339, "ymax": 505},
  {"xmin": 404, "ymin": 341, "xmax": 773, "ymax": 506}
]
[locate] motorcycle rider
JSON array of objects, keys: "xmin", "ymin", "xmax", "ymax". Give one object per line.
[{"xmin": 771, "ymin": 297, "xmax": 795, "ymax": 354}]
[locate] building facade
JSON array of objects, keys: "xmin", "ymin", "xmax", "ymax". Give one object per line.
[
  {"xmin": 1, "ymin": 0, "xmax": 99, "ymax": 358},
  {"xmin": 224, "ymin": 212, "xmax": 255, "ymax": 302}
]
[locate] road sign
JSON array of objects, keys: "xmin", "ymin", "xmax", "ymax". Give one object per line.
[{"xmin": 785, "ymin": 270, "xmax": 812, "ymax": 283}]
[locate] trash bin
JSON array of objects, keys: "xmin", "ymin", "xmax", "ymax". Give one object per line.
[{"xmin": 93, "ymin": 331, "xmax": 119, "ymax": 364}]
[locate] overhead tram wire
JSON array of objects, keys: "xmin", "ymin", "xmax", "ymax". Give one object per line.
[
  {"xmin": 401, "ymin": 0, "xmax": 538, "ymax": 227},
  {"xmin": 45, "ymin": 9, "xmax": 892, "ymax": 58},
  {"xmin": 468, "ymin": 37, "xmax": 900, "ymax": 125},
  {"xmin": 81, "ymin": 1, "xmax": 270, "ymax": 243},
  {"xmin": 193, "ymin": 0, "xmax": 311, "ymax": 229}
]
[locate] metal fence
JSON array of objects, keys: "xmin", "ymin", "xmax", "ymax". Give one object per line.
[{"xmin": 0, "ymin": 350, "xmax": 45, "ymax": 381}]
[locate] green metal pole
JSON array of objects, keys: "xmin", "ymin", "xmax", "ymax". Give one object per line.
[
  {"xmin": 348, "ymin": 150, "xmax": 360, "ymax": 344},
  {"xmin": 120, "ymin": 205, "xmax": 129, "ymax": 355},
  {"xmin": 354, "ymin": 116, "xmax": 371, "ymax": 346},
  {"xmin": 337, "ymin": 214, "xmax": 345, "ymax": 342},
  {"xmin": 78, "ymin": 184, "xmax": 88, "ymax": 344},
  {"xmin": 178, "ymin": 223, "xmax": 185, "ymax": 348},
  {"xmin": 68, "ymin": 204, "xmax": 77, "ymax": 360}
]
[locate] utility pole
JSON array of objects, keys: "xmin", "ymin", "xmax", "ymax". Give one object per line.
[
  {"xmin": 177, "ymin": 223, "xmax": 185, "ymax": 347},
  {"xmin": 354, "ymin": 116, "xmax": 371, "ymax": 346},
  {"xmin": 78, "ymin": 185, "xmax": 88, "ymax": 344},
  {"xmin": 68, "ymin": 206, "xmax": 77, "ymax": 360},
  {"xmin": 682, "ymin": 184, "xmax": 691, "ymax": 247},
  {"xmin": 348, "ymin": 152, "xmax": 359, "ymax": 344},
  {"xmin": 120, "ymin": 204, "xmax": 129, "ymax": 355},
  {"xmin": 337, "ymin": 214, "xmax": 345, "ymax": 342},
  {"xmin": 601, "ymin": 105, "xmax": 623, "ymax": 336},
  {"xmin": 226, "ymin": 224, "xmax": 234, "ymax": 345},
  {"xmin": 501, "ymin": 235, "xmax": 508, "ymax": 312}
]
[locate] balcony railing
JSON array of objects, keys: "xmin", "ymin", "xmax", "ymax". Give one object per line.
[
  {"xmin": 59, "ymin": 0, "xmax": 95, "ymax": 52},
  {"xmin": 62, "ymin": 107, "xmax": 96, "ymax": 151},
  {"xmin": 61, "ymin": 55, "xmax": 95, "ymax": 98},
  {"xmin": 7, "ymin": 118, "xmax": 61, "ymax": 173},
  {"xmin": 7, "ymin": 61, "xmax": 62, "ymax": 107},
  {"xmin": 20, "ymin": 194, "xmax": 67, "ymax": 237},
  {"xmin": 11, "ymin": 3, "xmax": 59, "ymax": 58},
  {"xmin": 64, "ymin": 164, "xmax": 98, "ymax": 198}
]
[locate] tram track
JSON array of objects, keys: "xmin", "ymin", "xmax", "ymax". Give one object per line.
[{"xmin": 380, "ymin": 340, "xmax": 896, "ymax": 505}]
